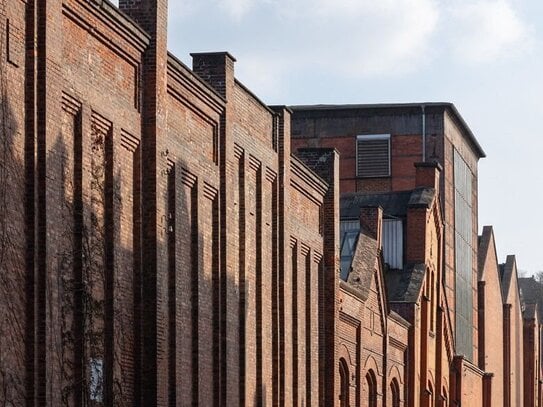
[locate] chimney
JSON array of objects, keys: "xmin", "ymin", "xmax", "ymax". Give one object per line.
[
  {"xmin": 191, "ymin": 52, "xmax": 236, "ymax": 100},
  {"xmin": 414, "ymin": 161, "xmax": 442, "ymax": 190},
  {"xmin": 119, "ymin": 0, "xmax": 168, "ymax": 41},
  {"xmin": 360, "ymin": 205, "xmax": 383, "ymax": 249}
]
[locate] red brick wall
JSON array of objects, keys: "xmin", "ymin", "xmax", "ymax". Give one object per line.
[
  {"xmin": 477, "ymin": 229, "xmax": 504, "ymax": 405},
  {"xmin": 0, "ymin": 0, "xmax": 27, "ymax": 403},
  {"xmin": 452, "ymin": 357, "xmax": 485, "ymax": 407},
  {"xmin": 291, "ymin": 106, "xmax": 483, "ymax": 369},
  {"xmin": 0, "ymin": 2, "xmax": 336, "ymax": 406},
  {"xmin": 505, "ymin": 272, "xmax": 524, "ymax": 407},
  {"xmin": 524, "ymin": 318, "xmax": 539, "ymax": 407}
]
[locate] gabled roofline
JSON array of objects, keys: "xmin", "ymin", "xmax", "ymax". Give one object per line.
[
  {"xmin": 478, "ymin": 226, "xmax": 499, "ymax": 282},
  {"xmin": 500, "ymin": 255, "xmax": 520, "ymax": 304}
]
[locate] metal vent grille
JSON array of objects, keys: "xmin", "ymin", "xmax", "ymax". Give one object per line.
[{"xmin": 356, "ymin": 135, "xmax": 390, "ymax": 178}]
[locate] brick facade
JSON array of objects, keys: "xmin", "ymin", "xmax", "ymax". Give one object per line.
[
  {"xmin": 0, "ymin": 1, "xmax": 335, "ymax": 405},
  {"xmin": 2, "ymin": 1, "xmax": 543, "ymax": 407},
  {"xmin": 501, "ymin": 256, "xmax": 525, "ymax": 407},
  {"xmin": 478, "ymin": 226, "xmax": 505, "ymax": 406},
  {"xmin": 291, "ymin": 104, "xmax": 490, "ymax": 406},
  {"xmin": 337, "ymin": 206, "xmax": 409, "ymax": 407}
]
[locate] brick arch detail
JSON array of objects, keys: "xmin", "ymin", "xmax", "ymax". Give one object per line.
[
  {"xmin": 363, "ymin": 354, "xmax": 382, "ymax": 377},
  {"xmin": 338, "ymin": 342, "xmax": 354, "ymax": 369},
  {"xmin": 388, "ymin": 364, "xmax": 404, "ymax": 385}
]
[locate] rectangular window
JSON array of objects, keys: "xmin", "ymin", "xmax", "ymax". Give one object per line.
[
  {"xmin": 453, "ymin": 150, "xmax": 474, "ymax": 361},
  {"xmin": 382, "ymin": 219, "xmax": 403, "ymax": 270},
  {"xmin": 89, "ymin": 358, "xmax": 104, "ymax": 402},
  {"xmin": 356, "ymin": 134, "xmax": 391, "ymax": 178}
]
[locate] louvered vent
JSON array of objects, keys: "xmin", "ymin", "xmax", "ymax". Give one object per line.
[{"xmin": 356, "ymin": 135, "xmax": 390, "ymax": 177}]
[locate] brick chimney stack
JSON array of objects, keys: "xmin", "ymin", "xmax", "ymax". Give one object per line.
[
  {"xmin": 119, "ymin": 0, "xmax": 168, "ymax": 39},
  {"xmin": 414, "ymin": 161, "xmax": 442, "ymax": 190},
  {"xmin": 360, "ymin": 206, "xmax": 383, "ymax": 249},
  {"xmin": 191, "ymin": 52, "xmax": 236, "ymax": 101}
]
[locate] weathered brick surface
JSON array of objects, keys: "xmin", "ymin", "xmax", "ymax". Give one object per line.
[
  {"xmin": 336, "ymin": 207, "xmax": 409, "ymax": 407},
  {"xmin": 500, "ymin": 256, "xmax": 524, "ymax": 407},
  {"xmin": 0, "ymin": 1, "xmax": 335, "ymax": 406},
  {"xmin": 291, "ymin": 104, "xmax": 485, "ymax": 405},
  {"xmin": 477, "ymin": 226, "xmax": 504, "ymax": 405}
]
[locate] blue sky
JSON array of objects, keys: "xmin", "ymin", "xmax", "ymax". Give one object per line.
[{"xmin": 122, "ymin": 0, "xmax": 543, "ymax": 273}]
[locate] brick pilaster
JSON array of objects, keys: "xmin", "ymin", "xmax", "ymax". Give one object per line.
[{"xmin": 119, "ymin": 1, "xmax": 169, "ymax": 405}]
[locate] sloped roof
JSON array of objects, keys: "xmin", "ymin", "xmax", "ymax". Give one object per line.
[
  {"xmin": 344, "ymin": 229, "xmax": 379, "ymax": 301},
  {"xmin": 500, "ymin": 255, "xmax": 518, "ymax": 304},
  {"xmin": 384, "ymin": 263, "xmax": 426, "ymax": 303},
  {"xmin": 519, "ymin": 277, "xmax": 543, "ymax": 322},
  {"xmin": 340, "ymin": 187, "xmax": 436, "ymax": 219},
  {"xmin": 523, "ymin": 303, "xmax": 538, "ymax": 321},
  {"xmin": 478, "ymin": 226, "xmax": 493, "ymax": 280},
  {"xmin": 477, "ymin": 226, "xmax": 500, "ymax": 282}
]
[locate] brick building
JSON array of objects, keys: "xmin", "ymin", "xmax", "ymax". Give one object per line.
[
  {"xmin": 2, "ymin": 1, "xmax": 543, "ymax": 406},
  {"xmin": 338, "ymin": 161, "xmax": 454, "ymax": 406},
  {"xmin": 336, "ymin": 203, "xmax": 409, "ymax": 407},
  {"xmin": 478, "ymin": 226, "xmax": 505, "ymax": 406},
  {"xmin": 500, "ymin": 255, "xmax": 525, "ymax": 407},
  {"xmin": 0, "ymin": 0, "xmax": 339, "ymax": 405},
  {"xmin": 291, "ymin": 103, "xmax": 488, "ymax": 403},
  {"xmin": 519, "ymin": 276, "xmax": 543, "ymax": 407}
]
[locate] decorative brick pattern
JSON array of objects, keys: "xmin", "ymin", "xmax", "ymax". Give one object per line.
[{"xmin": 0, "ymin": 1, "xmax": 334, "ymax": 406}]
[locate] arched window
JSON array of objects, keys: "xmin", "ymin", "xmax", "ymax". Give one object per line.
[
  {"xmin": 426, "ymin": 381, "xmax": 434, "ymax": 407},
  {"xmin": 339, "ymin": 358, "xmax": 349, "ymax": 407},
  {"xmin": 390, "ymin": 378, "xmax": 400, "ymax": 407},
  {"xmin": 442, "ymin": 387, "xmax": 448, "ymax": 407},
  {"xmin": 366, "ymin": 370, "xmax": 378, "ymax": 407}
]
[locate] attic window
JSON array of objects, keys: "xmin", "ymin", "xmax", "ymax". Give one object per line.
[{"xmin": 356, "ymin": 134, "xmax": 391, "ymax": 178}]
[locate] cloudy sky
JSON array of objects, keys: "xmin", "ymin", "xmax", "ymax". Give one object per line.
[{"xmin": 128, "ymin": 0, "xmax": 542, "ymax": 273}]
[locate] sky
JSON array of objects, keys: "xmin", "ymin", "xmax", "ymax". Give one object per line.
[{"xmin": 119, "ymin": 0, "xmax": 543, "ymax": 273}]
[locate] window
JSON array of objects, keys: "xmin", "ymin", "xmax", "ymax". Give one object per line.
[
  {"xmin": 339, "ymin": 358, "xmax": 350, "ymax": 407},
  {"xmin": 382, "ymin": 218, "xmax": 403, "ymax": 269},
  {"xmin": 454, "ymin": 149, "xmax": 474, "ymax": 360},
  {"xmin": 442, "ymin": 387, "xmax": 448, "ymax": 407},
  {"xmin": 390, "ymin": 378, "xmax": 401, "ymax": 407},
  {"xmin": 366, "ymin": 370, "xmax": 378, "ymax": 407},
  {"xmin": 356, "ymin": 134, "xmax": 391, "ymax": 178},
  {"xmin": 341, "ymin": 218, "xmax": 403, "ymax": 271},
  {"xmin": 425, "ymin": 381, "xmax": 434, "ymax": 407},
  {"xmin": 340, "ymin": 230, "xmax": 359, "ymax": 280},
  {"xmin": 89, "ymin": 358, "xmax": 104, "ymax": 402}
]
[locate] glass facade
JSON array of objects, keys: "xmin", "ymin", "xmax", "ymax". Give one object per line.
[{"xmin": 453, "ymin": 150, "xmax": 474, "ymax": 360}]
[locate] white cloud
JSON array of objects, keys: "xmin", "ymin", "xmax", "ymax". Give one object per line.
[
  {"xmin": 216, "ymin": 0, "xmax": 255, "ymax": 20},
  {"xmin": 447, "ymin": 0, "xmax": 533, "ymax": 63},
  {"xmin": 167, "ymin": 0, "xmax": 534, "ymax": 87},
  {"xmin": 235, "ymin": 53, "xmax": 290, "ymax": 100},
  {"xmin": 258, "ymin": 0, "xmax": 441, "ymax": 78}
]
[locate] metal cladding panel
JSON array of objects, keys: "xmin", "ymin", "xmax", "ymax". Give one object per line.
[
  {"xmin": 454, "ymin": 149, "xmax": 474, "ymax": 360},
  {"xmin": 383, "ymin": 219, "xmax": 403, "ymax": 270}
]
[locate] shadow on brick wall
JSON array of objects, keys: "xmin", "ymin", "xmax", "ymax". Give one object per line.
[
  {"xmin": 0, "ymin": 86, "xmax": 241, "ymax": 405},
  {"xmin": 0, "ymin": 59, "xmax": 27, "ymax": 407}
]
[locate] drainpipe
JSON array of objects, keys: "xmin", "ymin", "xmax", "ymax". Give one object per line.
[{"xmin": 421, "ymin": 104, "xmax": 426, "ymax": 162}]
